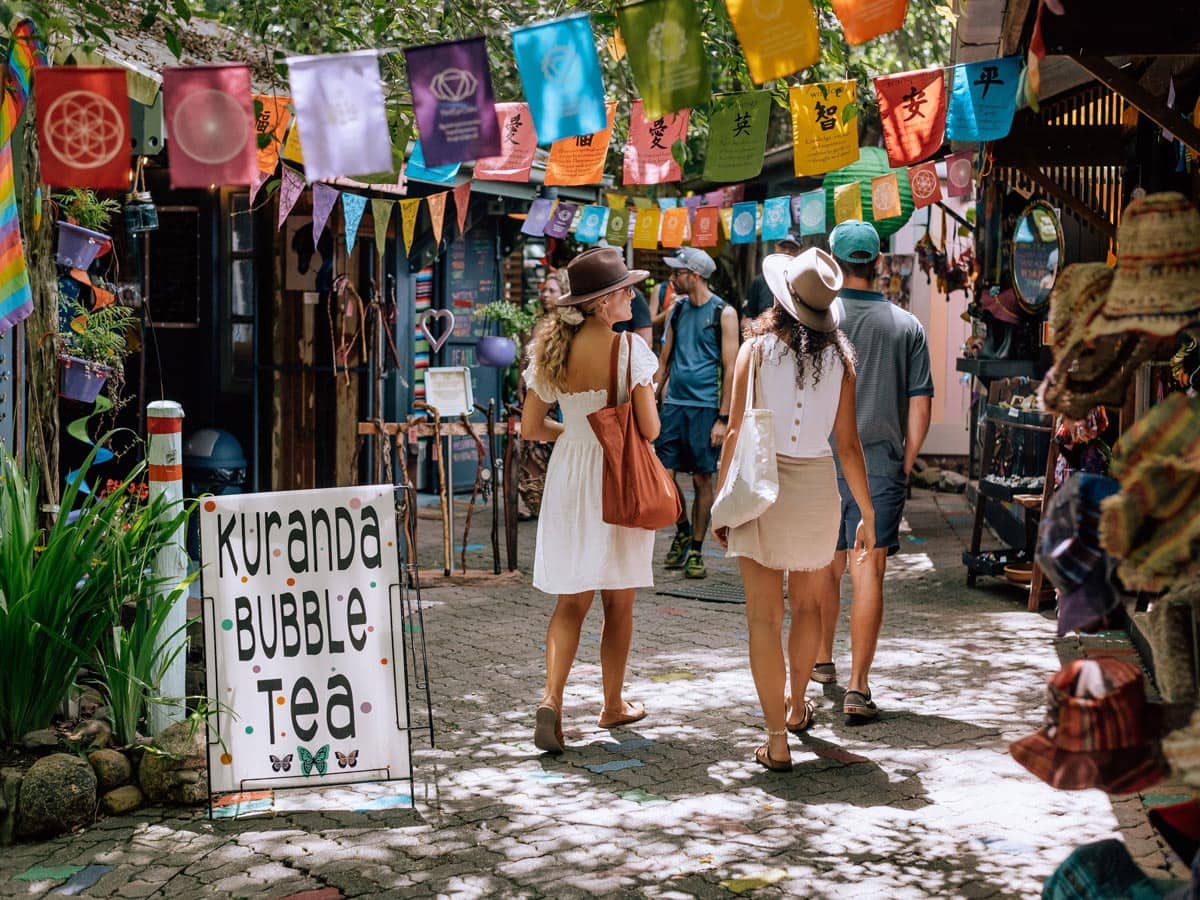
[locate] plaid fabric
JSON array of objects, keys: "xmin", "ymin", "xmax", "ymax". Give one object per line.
[{"xmin": 1110, "ymin": 393, "xmax": 1200, "ymax": 480}]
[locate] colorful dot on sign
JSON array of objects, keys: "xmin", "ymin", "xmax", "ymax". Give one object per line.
[
  {"xmin": 380, "ymin": 658, "xmax": 388, "ymax": 666},
  {"xmin": 349, "ymin": 497, "xmax": 361, "ymax": 509},
  {"xmin": 331, "ymin": 667, "xmax": 336, "ymax": 672},
  {"xmin": 286, "ymin": 578, "xmax": 295, "ymax": 586},
  {"xmin": 367, "ymin": 625, "xmax": 374, "ymax": 633},
  {"xmin": 280, "ymin": 731, "xmax": 286, "ymax": 737},
  {"xmin": 252, "ymin": 665, "xmax": 260, "ymax": 673},
  {"xmin": 273, "ymin": 548, "xmax": 282, "ymax": 557},
  {"xmin": 220, "ymin": 753, "xmax": 232, "ymax": 765},
  {"xmin": 241, "ymin": 576, "xmax": 248, "ymax": 583},
  {"xmin": 221, "ymin": 619, "xmax": 233, "ymax": 631},
  {"xmin": 360, "ymin": 702, "xmax": 372, "ymax": 714},
  {"xmin": 370, "ymin": 581, "xmax": 377, "ymax": 588},
  {"xmin": 244, "ymin": 726, "xmax": 253, "ymax": 735},
  {"xmin": 386, "ymin": 541, "xmax": 393, "ymax": 547},
  {"xmin": 204, "ymin": 500, "xmax": 216, "ymax": 512},
  {"xmin": 276, "ymin": 697, "xmax": 285, "ymax": 705},
  {"xmin": 337, "ymin": 594, "xmax": 344, "ymax": 602}
]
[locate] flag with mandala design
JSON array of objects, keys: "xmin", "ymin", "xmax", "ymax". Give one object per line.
[
  {"xmin": 405, "ymin": 37, "xmax": 499, "ymax": 167},
  {"xmin": 618, "ymin": 0, "xmax": 709, "ymax": 117},
  {"xmin": 34, "ymin": 66, "xmax": 130, "ymax": 189}
]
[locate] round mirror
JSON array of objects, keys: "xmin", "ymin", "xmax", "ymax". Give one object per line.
[{"xmin": 1010, "ymin": 200, "xmax": 1063, "ymax": 314}]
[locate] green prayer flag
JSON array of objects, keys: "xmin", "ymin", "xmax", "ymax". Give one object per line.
[
  {"xmin": 618, "ymin": 0, "xmax": 710, "ymax": 118},
  {"xmin": 702, "ymin": 91, "xmax": 772, "ymax": 183},
  {"xmin": 605, "ymin": 205, "xmax": 630, "ymax": 246}
]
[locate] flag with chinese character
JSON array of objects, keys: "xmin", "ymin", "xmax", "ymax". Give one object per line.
[
  {"xmin": 730, "ymin": 201, "xmax": 758, "ymax": 244},
  {"xmin": 544, "ymin": 101, "xmax": 616, "ymax": 186},
  {"xmin": 251, "ymin": 97, "xmax": 290, "ymax": 177},
  {"xmin": 406, "ymin": 139, "xmax": 461, "ymax": 184},
  {"xmin": 35, "ymin": 67, "xmax": 130, "ymax": 188},
  {"xmin": 871, "ymin": 173, "xmax": 902, "ymax": 219},
  {"xmin": 906, "ymin": 161, "xmax": 942, "ymax": 208},
  {"xmin": 830, "ymin": 0, "xmax": 910, "ymax": 45},
  {"xmin": 575, "ymin": 206, "xmax": 606, "ymax": 243},
  {"xmin": 521, "ymin": 197, "xmax": 555, "ymax": 236},
  {"xmin": 605, "ymin": 205, "xmax": 630, "ymax": 246},
  {"xmin": 1, "ymin": 19, "xmax": 45, "ymax": 150},
  {"xmin": 834, "ymin": 181, "xmax": 862, "ymax": 223},
  {"xmin": 875, "ymin": 68, "xmax": 945, "ymax": 167},
  {"xmin": 624, "ymin": 101, "xmax": 689, "ymax": 185},
  {"xmin": 946, "ymin": 57, "xmax": 1021, "ymax": 142},
  {"xmin": 277, "ymin": 165, "xmax": 305, "ymax": 229},
  {"xmin": 761, "ymin": 196, "xmax": 791, "ymax": 241},
  {"xmin": 691, "ymin": 206, "xmax": 720, "ymax": 247},
  {"xmin": 543, "ymin": 201, "xmax": 577, "ymax": 238},
  {"xmin": 632, "ymin": 207, "xmax": 660, "ymax": 249},
  {"xmin": 703, "ymin": 91, "xmax": 772, "ymax": 182},
  {"xmin": 511, "ymin": 13, "xmax": 608, "ymax": 145},
  {"xmin": 163, "ymin": 65, "xmax": 256, "ymax": 188},
  {"xmin": 618, "ymin": 0, "xmax": 709, "ymax": 117},
  {"xmin": 405, "ymin": 37, "xmax": 500, "ymax": 166},
  {"xmin": 660, "ymin": 207, "xmax": 688, "ymax": 247},
  {"xmin": 342, "ymin": 191, "xmax": 367, "ymax": 252},
  {"xmin": 790, "ymin": 81, "xmax": 860, "ymax": 177},
  {"xmin": 473, "ymin": 103, "xmax": 537, "ymax": 182},
  {"xmin": 0, "ymin": 143, "xmax": 32, "ymax": 333},
  {"xmin": 725, "ymin": 0, "xmax": 819, "ymax": 84},
  {"xmin": 288, "ymin": 50, "xmax": 393, "ymax": 181},
  {"xmin": 944, "ymin": 150, "xmax": 974, "ymax": 198},
  {"xmin": 795, "ymin": 189, "xmax": 826, "ymax": 235}
]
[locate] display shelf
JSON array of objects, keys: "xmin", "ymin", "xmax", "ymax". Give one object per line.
[{"xmin": 956, "ymin": 358, "xmax": 1040, "ymax": 380}]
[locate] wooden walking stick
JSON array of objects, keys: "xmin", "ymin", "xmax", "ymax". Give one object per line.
[
  {"xmin": 415, "ymin": 401, "xmax": 451, "ymax": 576},
  {"xmin": 484, "ymin": 400, "xmax": 501, "ymax": 574},
  {"xmin": 459, "ymin": 412, "xmax": 487, "ymax": 575},
  {"xmin": 503, "ymin": 403, "xmax": 521, "ymax": 571}
]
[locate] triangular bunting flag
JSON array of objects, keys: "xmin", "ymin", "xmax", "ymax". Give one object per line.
[
  {"xmin": 453, "ymin": 182, "xmax": 471, "ymax": 234},
  {"xmin": 342, "ymin": 192, "xmax": 368, "ymax": 253},
  {"xmin": 606, "ymin": 193, "xmax": 627, "ymax": 210},
  {"xmin": 312, "ymin": 183, "xmax": 339, "ymax": 242},
  {"xmin": 277, "ymin": 166, "xmax": 305, "ymax": 230},
  {"xmin": 249, "ymin": 170, "xmax": 270, "ymax": 208},
  {"xmin": 427, "ymin": 192, "xmax": 447, "ymax": 245},
  {"xmin": 399, "ymin": 198, "xmax": 420, "ymax": 253},
  {"xmin": 371, "ymin": 197, "xmax": 394, "ymax": 258}
]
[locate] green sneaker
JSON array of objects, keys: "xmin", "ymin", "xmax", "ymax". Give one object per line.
[
  {"xmin": 684, "ymin": 550, "xmax": 706, "ymax": 579},
  {"xmin": 664, "ymin": 531, "xmax": 691, "ymax": 568}
]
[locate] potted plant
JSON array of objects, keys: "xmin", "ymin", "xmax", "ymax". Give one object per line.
[
  {"xmin": 58, "ymin": 299, "xmax": 138, "ymax": 403},
  {"xmin": 55, "ymin": 189, "xmax": 120, "ymax": 269},
  {"xmin": 472, "ymin": 299, "xmax": 542, "ymax": 368}
]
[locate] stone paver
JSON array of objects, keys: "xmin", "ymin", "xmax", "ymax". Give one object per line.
[{"xmin": 0, "ymin": 489, "xmax": 1188, "ymax": 897}]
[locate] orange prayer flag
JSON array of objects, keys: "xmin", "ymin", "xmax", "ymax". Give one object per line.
[
  {"xmin": 427, "ymin": 192, "xmax": 448, "ymax": 244},
  {"xmin": 830, "ymin": 0, "xmax": 909, "ymax": 45},
  {"xmin": 544, "ymin": 101, "xmax": 617, "ymax": 187},
  {"xmin": 875, "ymin": 68, "xmax": 946, "ymax": 167},
  {"xmin": 253, "ymin": 94, "xmax": 292, "ymax": 173},
  {"xmin": 453, "ymin": 182, "xmax": 471, "ymax": 234},
  {"xmin": 691, "ymin": 207, "xmax": 721, "ymax": 248},
  {"xmin": 660, "ymin": 208, "xmax": 688, "ymax": 247}
]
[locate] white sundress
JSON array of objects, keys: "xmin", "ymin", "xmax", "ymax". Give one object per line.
[{"xmin": 524, "ymin": 334, "xmax": 660, "ymax": 595}]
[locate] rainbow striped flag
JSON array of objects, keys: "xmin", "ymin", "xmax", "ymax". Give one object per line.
[
  {"xmin": 0, "ymin": 141, "xmax": 31, "ymax": 333},
  {"xmin": 0, "ymin": 19, "xmax": 44, "ymax": 149}
]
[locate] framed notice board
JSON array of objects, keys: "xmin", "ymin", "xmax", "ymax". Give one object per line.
[
  {"xmin": 444, "ymin": 225, "xmax": 499, "ymax": 339},
  {"xmin": 147, "ymin": 206, "xmax": 202, "ymax": 328}
]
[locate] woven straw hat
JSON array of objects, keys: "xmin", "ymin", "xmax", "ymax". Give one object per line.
[
  {"xmin": 1038, "ymin": 263, "xmax": 1161, "ymax": 419},
  {"xmin": 1092, "ymin": 192, "xmax": 1200, "ymax": 339}
]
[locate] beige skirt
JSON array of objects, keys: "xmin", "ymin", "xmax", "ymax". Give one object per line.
[{"xmin": 727, "ymin": 454, "xmax": 840, "ymax": 572}]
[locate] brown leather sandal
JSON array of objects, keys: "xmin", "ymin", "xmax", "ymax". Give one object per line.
[
  {"xmin": 598, "ymin": 702, "xmax": 647, "ymax": 729},
  {"xmin": 534, "ymin": 705, "xmax": 565, "ymax": 754},
  {"xmin": 785, "ymin": 696, "xmax": 816, "ymax": 734},
  {"xmin": 754, "ymin": 728, "xmax": 793, "ymax": 772}
]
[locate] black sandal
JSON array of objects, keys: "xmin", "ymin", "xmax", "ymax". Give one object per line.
[{"xmin": 754, "ymin": 728, "xmax": 793, "ymax": 772}]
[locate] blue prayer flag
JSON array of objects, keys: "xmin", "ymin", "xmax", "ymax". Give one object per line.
[
  {"xmin": 405, "ymin": 140, "xmax": 461, "ymax": 184},
  {"xmin": 761, "ymin": 196, "xmax": 791, "ymax": 241},
  {"xmin": 730, "ymin": 201, "xmax": 759, "ymax": 245},
  {"xmin": 511, "ymin": 13, "xmax": 608, "ymax": 146},
  {"xmin": 947, "ymin": 57, "xmax": 1021, "ymax": 143},
  {"xmin": 795, "ymin": 189, "xmax": 826, "ymax": 236},
  {"xmin": 574, "ymin": 206, "xmax": 607, "ymax": 244}
]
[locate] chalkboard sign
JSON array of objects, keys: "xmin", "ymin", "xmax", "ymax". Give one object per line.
[
  {"xmin": 444, "ymin": 225, "xmax": 499, "ymax": 339},
  {"xmin": 147, "ymin": 206, "xmax": 201, "ymax": 327}
]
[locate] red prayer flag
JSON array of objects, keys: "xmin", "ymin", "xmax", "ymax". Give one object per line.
[
  {"xmin": 35, "ymin": 67, "xmax": 130, "ymax": 189},
  {"xmin": 691, "ymin": 207, "xmax": 720, "ymax": 248},
  {"xmin": 945, "ymin": 150, "xmax": 974, "ymax": 198},
  {"xmin": 875, "ymin": 68, "xmax": 946, "ymax": 168},
  {"xmin": 623, "ymin": 100, "xmax": 689, "ymax": 186},
  {"xmin": 906, "ymin": 161, "xmax": 942, "ymax": 209},
  {"xmin": 163, "ymin": 65, "xmax": 256, "ymax": 188},
  {"xmin": 473, "ymin": 103, "xmax": 537, "ymax": 182}
]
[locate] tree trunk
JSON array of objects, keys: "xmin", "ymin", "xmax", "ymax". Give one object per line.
[{"xmin": 20, "ymin": 101, "xmax": 59, "ymax": 509}]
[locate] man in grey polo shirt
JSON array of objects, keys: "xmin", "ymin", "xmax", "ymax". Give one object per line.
[{"xmin": 816, "ymin": 220, "xmax": 933, "ymax": 720}]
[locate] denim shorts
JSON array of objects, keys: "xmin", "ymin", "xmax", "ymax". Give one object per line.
[
  {"xmin": 656, "ymin": 403, "xmax": 720, "ymax": 474},
  {"xmin": 835, "ymin": 471, "xmax": 908, "ymax": 556}
]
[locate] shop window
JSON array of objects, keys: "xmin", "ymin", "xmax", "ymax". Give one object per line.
[{"xmin": 221, "ymin": 191, "xmax": 256, "ymax": 392}]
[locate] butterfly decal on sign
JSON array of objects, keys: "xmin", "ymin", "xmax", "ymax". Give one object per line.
[
  {"xmin": 297, "ymin": 744, "xmax": 330, "ymax": 776},
  {"xmin": 269, "ymin": 753, "xmax": 293, "ymax": 772},
  {"xmin": 336, "ymin": 749, "xmax": 359, "ymax": 769}
]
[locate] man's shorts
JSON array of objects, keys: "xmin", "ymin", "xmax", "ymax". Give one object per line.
[
  {"xmin": 835, "ymin": 471, "xmax": 908, "ymax": 556},
  {"xmin": 656, "ymin": 403, "xmax": 720, "ymax": 474}
]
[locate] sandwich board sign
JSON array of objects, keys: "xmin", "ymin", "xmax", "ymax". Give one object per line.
[{"xmin": 200, "ymin": 484, "xmax": 410, "ymax": 797}]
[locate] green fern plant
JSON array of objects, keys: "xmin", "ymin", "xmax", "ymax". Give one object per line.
[
  {"xmin": 54, "ymin": 189, "xmax": 121, "ymax": 233},
  {"xmin": 61, "ymin": 301, "xmax": 138, "ymax": 369}
]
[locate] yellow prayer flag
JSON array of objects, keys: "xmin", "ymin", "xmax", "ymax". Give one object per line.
[
  {"xmin": 427, "ymin": 192, "xmax": 447, "ymax": 245},
  {"xmin": 725, "ymin": 0, "xmax": 819, "ymax": 85},
  {"xmin": 371, "ymin": 197, "xmax": 394, "ymax": 244},
  {"xmin": 790, "ymin": 82, "xmax": 860, "ymax": 177},
  {"xmin": 607, "ymin": 28, "xmax": 627, "ymax": 62},
  {"xmin": 719, "ymin": 208, "xmax": 734, "ymax": 240},
  {"xmin": 632, "ymin": 207, "xmax": 661, "ymax": 249},
  {"xmin": 631, "ymin": 196, "xmax": 653, "ymax": 209},
  {"xmin": 400, "ymin": 198, "xmax": 420, "ymax": 252},
  {"xmin": 606, "ymin": 192, "xmax": 628, "ymax": 210},
  {"xmin": 871, "ymin": 173, "xmax": 902, "ymax": 219},
  {"xmin": 834, "ymin": 181, "xmax": 863, "ymax": 223},
  {"xmin": 281, "ymin": 121, "xmax": 304, "ymax": 165}
]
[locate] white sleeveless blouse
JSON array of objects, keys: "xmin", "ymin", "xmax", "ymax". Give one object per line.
[{"xmin": 753, "ymin": 333, "xmax": 844, "ymax": 459}]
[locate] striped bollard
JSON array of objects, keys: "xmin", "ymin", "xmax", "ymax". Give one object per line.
[{"xmin": 147, "ymin": 401, "xmax": 187, "ymax": 733}]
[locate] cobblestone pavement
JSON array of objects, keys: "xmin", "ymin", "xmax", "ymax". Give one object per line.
[{"xmin": 1, "ymin": 489, "xmax": 1190, "ymax": 898}]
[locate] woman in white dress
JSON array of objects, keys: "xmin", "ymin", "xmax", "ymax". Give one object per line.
[
  {"xmin": 522, "ymin": 247, "xmax": 662, "ymax": 754},
  {"xmin": 712, "ymin": 248, "xmax": 876, "ymax": 772}
]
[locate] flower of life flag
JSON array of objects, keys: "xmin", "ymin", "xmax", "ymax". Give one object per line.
[
  {"xmin": 910, "ymin": 167, "xmax": 939, "ymax": 203},
  {"xmin": 172, "ymin": 89, "xmax": 250, "ymax": 165},
  {"xmin": 44, "ymin": 90, "xmax": 125, "ymax": 168}
]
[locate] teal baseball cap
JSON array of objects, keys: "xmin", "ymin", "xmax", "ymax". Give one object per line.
[{"xmin": 829, "ymin": 219, "xmax": 881, "ymax": 263}]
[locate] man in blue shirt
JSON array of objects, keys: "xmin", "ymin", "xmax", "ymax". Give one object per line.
[
  {"xmin": 655, "ymin": 248, "xmax": 740, "ymax": 579},
  {"xmin": 817, "ymin": 220, "xmax": 933, "ymax": 719}
]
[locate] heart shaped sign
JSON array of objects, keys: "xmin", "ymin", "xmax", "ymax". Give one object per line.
[{"xmin": 421, "ymin": 309, "xmax": 456, "ymax": 353}]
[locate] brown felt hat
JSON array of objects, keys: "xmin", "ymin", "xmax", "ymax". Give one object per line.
[
  {"xmin": 557, "ymin": 247, "xmax": 649, "ymax": 307},
  {"xmin": 762, "ymin": 247, "xmax": 844, "ymax": 332}
]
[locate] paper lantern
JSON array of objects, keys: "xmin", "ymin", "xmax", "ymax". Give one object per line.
[{"xmin": 821, "ymin": 146, "xmax": 914, "ymax": 238}]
